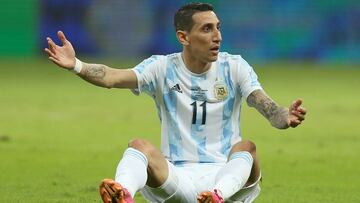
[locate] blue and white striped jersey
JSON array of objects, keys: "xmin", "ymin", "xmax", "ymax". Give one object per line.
[{"xmin": 132, "ymin": 52, "xmax": 262, "ymax": 164}]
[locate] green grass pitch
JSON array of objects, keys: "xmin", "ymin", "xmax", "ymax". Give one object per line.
[{"xmin": 0, "ymin": 59, "xmax": 359, "ymax": 202}]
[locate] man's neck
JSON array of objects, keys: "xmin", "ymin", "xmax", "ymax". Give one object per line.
[{"xmin": 181, "ymin": 51, "xmax": 212, "ymax": 74}]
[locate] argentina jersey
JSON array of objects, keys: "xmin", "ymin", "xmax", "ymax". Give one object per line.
[{"xmin": 132, "ymin": 52, "xmax": 262, "ymax": 164}]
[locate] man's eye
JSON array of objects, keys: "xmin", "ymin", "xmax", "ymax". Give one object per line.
[{"xmin": 204, "ymin": 26, "xmax": 211, "ymax": 32}]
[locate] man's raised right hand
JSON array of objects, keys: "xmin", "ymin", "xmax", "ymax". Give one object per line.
[{"xmin": 44, "ymin": 31, "xmax": 76, "ymax": 70}]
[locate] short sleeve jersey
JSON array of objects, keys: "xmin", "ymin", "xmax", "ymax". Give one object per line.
[{"xmin": 132, "ymin": 52, "xmax": 262, "ymax": 164}]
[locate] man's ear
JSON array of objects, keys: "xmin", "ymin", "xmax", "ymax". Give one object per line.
[{"xmin": 176, "ymin": 30, "xmax": 189, "ymax": 46}]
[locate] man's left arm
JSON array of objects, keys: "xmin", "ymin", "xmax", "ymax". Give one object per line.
[{"xmin": 246, "ymin": 89, "xmax": 307, "ymax": 129}]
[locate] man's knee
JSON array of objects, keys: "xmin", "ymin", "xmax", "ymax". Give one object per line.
[
  {"xmin": 128, "ymin": 138, "xmax": 158, "ymax": 158},
  {"xmin": 243, "ymin": 140, "xmax": 257, "ymax": 154},
  {"xmin": 230, "ymin": 140, "xmax": 257, "ymax": 156},
  {"xmin": 128, "ymin": 138, "xmax": 168, "ymax": 187}
]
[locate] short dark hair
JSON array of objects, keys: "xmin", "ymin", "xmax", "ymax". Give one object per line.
[{"xmin": 174, "ymin": 2, "xmax": 214, "ymax": 31}]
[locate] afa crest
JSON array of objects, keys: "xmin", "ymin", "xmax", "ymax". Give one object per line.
[{"xmin": 214, "ymin": 81, "xmax": 228, "ymax": 100}]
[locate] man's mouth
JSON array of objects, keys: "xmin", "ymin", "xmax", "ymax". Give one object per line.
[{"xmin": 210, "ymin": 46, "xmax": 220, "ymax": 52}]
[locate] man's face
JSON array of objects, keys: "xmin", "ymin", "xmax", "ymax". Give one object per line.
[{"xmin": 187, "ymin": 11, "xmax": 222, "ymax": 62}]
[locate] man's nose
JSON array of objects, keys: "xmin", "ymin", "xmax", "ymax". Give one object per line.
[{"xmin": 213, "ymin": 30, "xmax": 222, "ymax": 43}]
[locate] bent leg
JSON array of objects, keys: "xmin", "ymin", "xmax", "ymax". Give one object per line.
[
  {"xmin": 127, "ymin": 138, "xmax": 169, "ymax": 188},
  {"xmin": 100, "ymin": 138, "xmax": 170, "ymax": 203},
  {"xmin": 228, "ymin": 140, "xmax": 261, "ymax": 187},
  {"xmin": 141, "ymin": 162, "xmax": 199, "ymax": 203},
  {"xmin": 198, "ymin": 140, "xmax": 261, "ymax": 202},
  {"xmin": 131, "ymin": 139, "xmax": 198, "ymax": 202}
]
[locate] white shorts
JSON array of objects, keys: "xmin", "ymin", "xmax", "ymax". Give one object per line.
[{"xmin": 140, "ymin": 161, "xmax": 261, "ymax": 203}]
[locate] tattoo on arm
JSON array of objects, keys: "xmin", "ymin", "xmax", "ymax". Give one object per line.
[
  {"xmin": 247, "ymin": 89, "xmax": 289, "ymax": 129},
  {"xmin": 76, "ymin": 63, "xmax": 112, "ymax": 88},
  {"xmin": 83, "ymin": 64, "xmax": 106, "ymax": 79}
]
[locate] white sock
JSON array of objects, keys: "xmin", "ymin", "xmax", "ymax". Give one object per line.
[
  {"xmin": 115, "ymin": 147, "xmax": 148, "ymax": 198},
  {"xmin": 146, "ymin": 163, "xmax": 179, "ymax": 200},
  {"xmin": 213, "ymin": 151, "xmax": 253, "ymax": 199}
]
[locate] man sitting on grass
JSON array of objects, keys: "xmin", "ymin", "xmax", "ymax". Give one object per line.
[{"xmin": 45, "ymin": 2, "xmax": 306, "ymax": 203}]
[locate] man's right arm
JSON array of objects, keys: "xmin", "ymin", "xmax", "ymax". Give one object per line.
[
  {"xmin": 44, "ymin": 31, "xmax": 137, "ymax": 89},
  {"xmin": 77, "ymin": 62, "xmax": 137, "ymax": 89}
]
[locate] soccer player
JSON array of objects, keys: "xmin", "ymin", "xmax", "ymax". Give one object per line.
[{"xmin": 45, "ymin": 2, "xmax": 306, "ymax": 203}]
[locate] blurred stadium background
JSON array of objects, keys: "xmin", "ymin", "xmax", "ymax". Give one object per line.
[
  {"xmin": 0, "ymin": 0, "xmax": 359, "ymax": 62},
  {"xmin": 1, "ymin": 0, "xmax": 360, "ymax": 202}
]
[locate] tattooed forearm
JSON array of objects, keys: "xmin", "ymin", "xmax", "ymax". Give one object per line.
[
  {"xmin": 74, "ymin": 62, "xmax": 136, "ymax": 89},
  {"xmin": 77, "ymin": 63, "xmax": 112, "ymax": 88},
  {"xmin": 83, "ymin": 63, "xmax": 106, "ymax": 79},
  {"xmin": 247, "ymin": 89, "xmax": 289, "ymax": 129}
]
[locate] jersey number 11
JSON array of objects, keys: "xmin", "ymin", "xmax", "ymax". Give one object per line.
[{"xmin": 191, "ymin": 101, "xmax": 207, "ymax": 125}]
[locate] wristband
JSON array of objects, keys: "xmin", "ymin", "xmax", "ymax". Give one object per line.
[{"xmin": 71, "ymin": 58, "xmax": 83, "ymax": 74}]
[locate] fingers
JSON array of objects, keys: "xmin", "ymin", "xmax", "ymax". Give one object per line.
[
  {"xmin": 288, "ymin": 101, "xmax": 306, "ymax": 128},
  {"xmin": 288, "ymin": 109, "xmax": 306, "ymax": 127},
  {"xmin": 297, "ymin": 106, "xmax": 307, "ymax": 115},
  {"xmin": 289, "ymin": 99, "xmax": 306, "ymax": 118},
  {"xmin": 46, "ymin": 37, "xmax": 57, "ymax": 53},
  {"xmin": 44, "ymin": 48, "xmax": 56, "ymax": 58},
  {"xmin": 288, "ymin": 109, "xmax": 306, "ymax": 128},
  {"xmin": 44, "ymin": 44, "xmax": 61, "ymax": 66},
  {"xmin": 48, "ymin": 56, "xmax": 61, "ymax": 66},
  {"xmin": 290, "ymin": 99, "xmax": 306, "ymax": 118},
  {"xmin": 286, "ymin": 99, "xmax": 307, "ymax": 128},
  {"xmin": 290, "ymin": 99, "xmax": 302, "ymax": 110},
  {"xmin": 57, "ymin": 30, "xmax": 67, "ymax": 45},
  {"xmin": 291, "ymin": 110, "xmax": 305, "ymax": 121},
  {"xmin": 289, "ymin": 119, "xmax": 301, "ymax": 128}
]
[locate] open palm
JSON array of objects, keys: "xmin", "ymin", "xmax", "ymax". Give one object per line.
[{"xmin": 44, "ymin": 31, "xmax": 76, "ymax": 69}]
